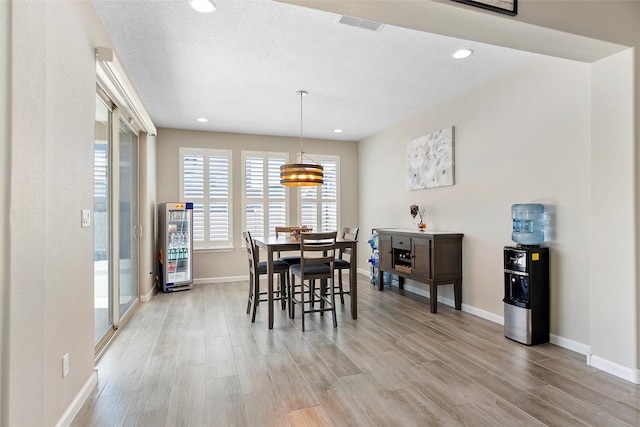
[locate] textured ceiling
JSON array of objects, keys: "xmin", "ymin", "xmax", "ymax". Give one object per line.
[{"xmin": 92, "ymin": 0, "xmax": 535, "ymax": 141}]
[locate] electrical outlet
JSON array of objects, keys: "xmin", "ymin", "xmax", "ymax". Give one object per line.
[
  {"xmin": 62, "ymin": 353, "xmax": 69, "ymax": 378},
  {"xmin": 81, "ymin": 209, "xmax": 91, "ymax": 228}
]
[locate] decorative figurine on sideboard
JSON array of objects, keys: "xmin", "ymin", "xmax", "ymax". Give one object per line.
[{"xmin": 410, "ymin": 204, "xmax": 427, "ymax": 231}]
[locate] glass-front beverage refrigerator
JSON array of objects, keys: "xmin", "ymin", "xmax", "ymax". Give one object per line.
[{"xmin": 158, "ymin": 202, "xmax": 193, "ymax": 292}]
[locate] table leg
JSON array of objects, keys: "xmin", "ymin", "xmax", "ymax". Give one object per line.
[
  {"xmin": 267, "ymin": 247, "xmax": 274, "ymax": 329},
  {"xmin": 350, "ymin": 241, "xmax": 357, "ymax": 319}
]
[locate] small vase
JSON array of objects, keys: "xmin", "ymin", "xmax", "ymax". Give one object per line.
[{"xmin": 418, "ymin": 221, "xmax": 426, "ymax": 231}]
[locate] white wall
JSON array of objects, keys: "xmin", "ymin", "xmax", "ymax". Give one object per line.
[
  {"xmin": 155, "ymin": 128, "xmax": 359, "ymax": 282},
  {"xmin": 590, "ymin": 49, "xmax": 637, "ymax": 375},
  {"xmin": 359, "ymin": 54, "xmax": 592, "ymax": 342},
  {"xmin": 0, "ymin": 0, "xmax": 9, "ymax": 423},
  {"xmin": 139, "ymin": 133, "xmax": 157, "ymax": 300},
  {"xmin": 7, "ymin": 1, "xmax": 118, "ymax": 425},
  {"xmin": 10, "ymin": 3, "xmax": 48, "ymax": 424}
]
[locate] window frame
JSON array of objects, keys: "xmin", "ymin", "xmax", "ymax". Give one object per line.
[{"xmin": 179, "ymin": 147, "xmax": 233, "ymax": 250}]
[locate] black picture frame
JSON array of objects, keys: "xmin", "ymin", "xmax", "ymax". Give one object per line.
[{"xmin": 451, "ymin": 0, "xmax": 517, "ymax": 16}]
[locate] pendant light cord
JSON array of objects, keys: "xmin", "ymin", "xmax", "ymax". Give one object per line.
[{"xmin": 297, "ymin": 90, "xmax": 307, "ymax": 161}]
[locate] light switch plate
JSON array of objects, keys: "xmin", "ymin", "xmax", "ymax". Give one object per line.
[
  {"xmin": 62, "ymin": 353, "xmax": 69, "ymax": 378},
  {"xmin": 81, "ymin": 209, "xmax": 91, "ymax": 228}
]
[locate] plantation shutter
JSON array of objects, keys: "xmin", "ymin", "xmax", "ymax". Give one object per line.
[
  {"xmin": 243, "ymin": 151, "xmax": 289, "ymax": 238},
  {"xmin": 268, "ymin": 157, "xmax": 286, "ymax": 236},
  {"xmin": 298, "ymin": 156, "xmax": 339, "ymax": 232},
  {"xmin": 183, "ymin": 153, "xmax": 205, "ymax": 242},
  {"xmin": 180, "ymin": 148, "xmax": 232, "ymax": 248},
  {"xmin": 244, "ymin": 156, "xmax": 265, "ymax": 238},
  {"xmin": 209, "ymin": 155, "xmax": 230, "ymax": 241}
]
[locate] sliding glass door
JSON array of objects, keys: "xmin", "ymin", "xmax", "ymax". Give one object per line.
[
  {"xmin": 118, "ymin": 118, "xmax": 138, "ymax": 317},
  {"xmin": 94, "ymin": 94, "xmax": 140, "ymax": 351},
  {"xmin": 94, "ymin": 96, "xmax": 112, "ymax": 344}
]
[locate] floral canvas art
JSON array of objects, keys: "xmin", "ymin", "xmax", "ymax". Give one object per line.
[{"xmin": 407, "ymin": 126, "xmax": 455, "ymax": 190}]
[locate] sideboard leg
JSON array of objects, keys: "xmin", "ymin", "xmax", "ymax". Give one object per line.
[
  {"xmin": 429, "ymin": 284, "xmax": 438, "ymax": 313},
  {"xmin": 454, "ymin": 280, "xmax": 462, "ymax": 310}
]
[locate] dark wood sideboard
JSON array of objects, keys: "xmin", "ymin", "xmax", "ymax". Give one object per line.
[{"xmin": 376, "ymin": 229, "xmax": 463, "ymax": 313}]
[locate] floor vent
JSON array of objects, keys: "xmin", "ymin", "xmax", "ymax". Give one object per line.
[{"xmin": 337, "ymin": 15, "xmax": 384, "ymax": 32}]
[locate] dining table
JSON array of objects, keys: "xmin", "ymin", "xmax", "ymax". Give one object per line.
[{"xmin": 252, "ymin": 234, "xmax": 358, "ymax": 329}]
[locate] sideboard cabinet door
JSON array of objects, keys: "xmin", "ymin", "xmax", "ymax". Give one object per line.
[
  {"xmin": 432, "ymin": 237, "xmax": 463, "ymax": 281},
  {"xmin": 412, "ymin": 237, "xmax": 431, "ymax": 279},
  {"xmin": 379, "ymin": 233, "xmax": 392, "ymax": 270}
]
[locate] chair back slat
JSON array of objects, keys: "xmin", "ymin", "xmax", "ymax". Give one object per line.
[
  {"xmin": 339, "ymin": 227, "xmax": 359, "ymax": 258},
  {"xmin": 300, "ymin": 231, "xmax": 337, "ymax": 273},
  {"xmin": 243, "ymin": 231, "xmax": 259, "ymax": 269}
]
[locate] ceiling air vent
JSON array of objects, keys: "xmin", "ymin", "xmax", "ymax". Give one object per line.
[{"xmin": 337, "ymin": 15, "xmax": 384, "ymax": 32}]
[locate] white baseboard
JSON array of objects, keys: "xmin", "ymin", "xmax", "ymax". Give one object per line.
[
  {"xmin": 193, "ymin": 275, "xmax": 247, "ymax": 284},
  {"xmin": 588, "ymin": 354, "xmax": 640, "ymax": 384},
  {"xmin": 401, "ymin": 283, "xmax": 505, "ymax": 324},
  {"xmin": 357, "ymin": 267, "xmax": 371, "ymax": 277},
  {"xmin": 55, "ymin": 369, "xmax": 98, "ymax": 427},
  {"xmin": 550, "ymin": 334, "xmax": 590, "ymax": 356},
  {"xmin": 139, "ymin": 285, "xmax": 155, "ymax": 302},
  {"xmin": 460, "ymin": 301, "xmax": 505, "ymax": 325}
]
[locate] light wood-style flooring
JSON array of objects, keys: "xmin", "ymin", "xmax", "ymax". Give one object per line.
[{"xmin": 72, "ymin": 275, "xmax": 640, "ymax": 426}]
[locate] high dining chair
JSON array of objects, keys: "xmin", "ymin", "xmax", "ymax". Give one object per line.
[
  {"xmin": 275, "ymin": 226, "xmax": 301, "ymax": 266},
  {"xmin": 288, "ymin": 231, "xmax": 338, "ymax": 331},
  {"xmin": 333, "ymin": 227, "xmax": 359, "ymax": 304},
  {"xmin": 243, "ymin": 231, "xmax": 290, "ymax": 323}
]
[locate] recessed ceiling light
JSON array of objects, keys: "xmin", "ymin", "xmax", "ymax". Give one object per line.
[
  {"xmin": 196, "ymin": 117, "xmax": 208, "ymax": 123},
  {"xmin": 190, "ymin": 0, "xmax": 215, "ymax": 13},
  {"xmin": 334, "ymin": 129, "xmax": 343, "ymax": 133},
  {"xmin": 452, "ymin": 49, "xmax": 473, "ymax": 59}
]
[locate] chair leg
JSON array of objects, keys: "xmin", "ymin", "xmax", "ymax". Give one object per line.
[
  {"xmin": 300, "ymin": 279, "xmax": 306, "ymax": 331},
  {"xmin": 309, "ymin": 280, "xmax": 315, "ymax": 309},
  {"xmin": 251, "ymin": 275, "xmax": 259, "ymax": 323},
  {"xmin": 289, "ymin": 274, "xmax": 295, "ymax": 319},
  {"xmin": 285, "ymin": 270, "xmax": 290, "ymax": 313},
  {"xmin": 338, "ymin": 270, "xmax": 345, "ymax": 305},
  {"xmin": 246, "ymin": 272, "xmax": 253, "ymax": 315},
  {"xmin": 330, "ymin": 277, "xmax": 337, "ymax": 328},
  {"xmin": 320, "ymin": 279, "xmax": 326, "ymax": 316},
  {"xmin": 279, "ymin": 272, "xmax": 287, "ymax": 311}
]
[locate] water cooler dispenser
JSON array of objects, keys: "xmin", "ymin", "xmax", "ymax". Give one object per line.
[{"xmin": 503, "ymin": 204, "xmax": 550, "ymax": 345}]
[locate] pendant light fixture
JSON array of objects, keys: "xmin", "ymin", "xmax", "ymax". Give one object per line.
[{"xmin": 280, "ymin": 90, "xmax": 324, "ymax": 186}]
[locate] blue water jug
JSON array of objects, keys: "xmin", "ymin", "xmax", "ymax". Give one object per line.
[{"xmin": 512, "ymin": 203, "xmax": 544, "ymax": 245}]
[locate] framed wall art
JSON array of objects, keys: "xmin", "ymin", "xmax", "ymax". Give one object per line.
[
  {"xmin": 452, "ymin": 0, "xmax": 517, "ymax": 16},
  {"xmin": 407, "ymin": 126, "xmax": 455, "ymax": 190}
]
